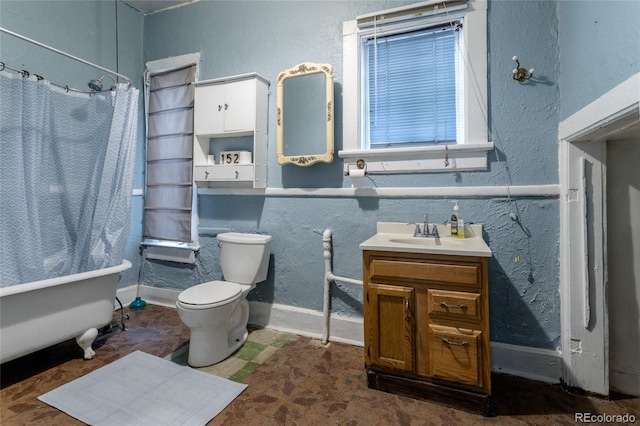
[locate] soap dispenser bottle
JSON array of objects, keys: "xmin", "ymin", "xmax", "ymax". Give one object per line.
[{"xmin": 450, "ymin": 201, "xmax": 465, "ymax": 238}]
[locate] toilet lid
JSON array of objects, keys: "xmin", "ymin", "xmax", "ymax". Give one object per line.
[{"xmin": 178, "ymin": 281, "xmax": 243, "ymax": 306}]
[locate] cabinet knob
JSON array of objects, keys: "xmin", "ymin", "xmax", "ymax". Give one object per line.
[
  {"xmin": 218, "ymin": 105, "xmax": 223, "ymax": 111},
  {"xmin": 224, "ymin": 103, "xmax": 229, "ymax": 110},
  {"xmin": 205, "ymin": 171, "xmax": 210, "ymax": 178}
]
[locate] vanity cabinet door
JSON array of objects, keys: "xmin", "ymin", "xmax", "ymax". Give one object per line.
[{"xmin": 365, "ymin": 283, "xmax": 415, "ymax": 372}]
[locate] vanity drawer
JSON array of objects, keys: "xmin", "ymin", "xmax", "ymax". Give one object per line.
[
  {"xmin": 427, "ymin": 289, "xmax": 481, "ymax": 321},
  {"xmin": 369, "ymin": 259, "xmax": 480, "ymax": 288},
  {"xmin": 429, "ymin": 325, "xmax": 482, "ymax": 387},
  {"xmin": 194, "ymin": 164, "xmax": 253, "ymax": 182}
]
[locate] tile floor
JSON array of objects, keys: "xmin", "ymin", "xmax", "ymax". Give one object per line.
[
  {"xmin": 166, "ymin": 327, "xmax": 298, "ymax": 383},
  {"xmin": 1, "ymin": 304, "xmax": 639, "ymax": 425}
]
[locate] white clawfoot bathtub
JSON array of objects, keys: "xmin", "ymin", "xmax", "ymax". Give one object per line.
[{"xmin": 0, "ymin": 260, "xmax": 131, "ymax": 364}]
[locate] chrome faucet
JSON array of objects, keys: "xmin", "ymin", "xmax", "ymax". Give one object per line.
[{"xmin": 413, "ymin": 214, "xmax": 439, "ymax": 238}]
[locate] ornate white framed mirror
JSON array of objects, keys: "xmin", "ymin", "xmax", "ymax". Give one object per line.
[{"xmin": 276, "ymin": 62, "xmax": 334, "ymax": 166}]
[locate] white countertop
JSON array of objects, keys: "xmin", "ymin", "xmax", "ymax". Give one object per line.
[{"xmin": 359, "ymin": 222, "xmax": 492, "ymax": 257}]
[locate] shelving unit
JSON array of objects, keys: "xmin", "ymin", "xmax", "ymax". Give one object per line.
[{"xmin": 193, "ymin": 73, "xmax": 269, "ymax": 188}]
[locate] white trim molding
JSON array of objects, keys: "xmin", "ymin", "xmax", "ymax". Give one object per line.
[
  {"xmin": 558, "ymin": 73, "xmax": 639, "ymax": 143},
  {"xmin": 490, "ymin": 342, "xmax": 562, "ymax": 384},
  {"xmin": 145, "ymin": 52, "xmax": 201, "ymax": 75},
  {"xmin": 248, "ymin": 301, "xmax": 364, "ymax": 347},
  {"xmin": 559, "ymin": 72, "xmax": 639, "ymax": 395},
  {"xmin": 339, "ymin": 143, "xmax": 494, "ymax": 174},
  {"xmin": 341, "ymin": 1, "xmax": 491, "ymax": 174},
  {"xmin": 197, "ymin": 184, "xmax": 560, "ymax": 198},
  {"xmin": 119, "ymin": 285, "xmax": 564, "ymax": 384}
]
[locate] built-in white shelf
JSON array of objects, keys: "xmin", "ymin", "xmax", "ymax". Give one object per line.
[{"xmin": 193, "ymin": 73, "xmax": 269, "ymax": 188}]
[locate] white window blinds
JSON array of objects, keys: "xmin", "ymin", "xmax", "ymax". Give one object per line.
[
  {"xmin": 144, "ymin": 65, "xmax": 195, "ymax": 242},
  {"xmin": 365, "ymin": 24, "xmax": 459, "ymax": 147}
]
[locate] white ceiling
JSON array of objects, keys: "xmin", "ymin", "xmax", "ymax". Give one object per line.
[{"xmin": 122, "ymin": 0, "xmax": 195, "ymax": 15}]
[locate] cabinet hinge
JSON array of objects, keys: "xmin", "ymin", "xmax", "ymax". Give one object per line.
[{"xmin": 405, "ymin": 298, "xmax": 411, "ymax": 322}]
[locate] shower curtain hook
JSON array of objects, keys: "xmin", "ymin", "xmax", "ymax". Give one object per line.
[{"xmin": 0, "ymin": 62, "xmax": 5, "ymax": 71}]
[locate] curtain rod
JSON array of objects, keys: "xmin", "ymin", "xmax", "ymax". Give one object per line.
[
  {"xmin": 0, "ymin": 60, "xmax": 103, "ymax": 95},
  {"xmin": 0, "ymin": 27, "xmax": 132, "ymax": 86}
]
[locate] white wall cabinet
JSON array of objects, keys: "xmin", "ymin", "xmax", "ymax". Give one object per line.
[{"xmin": 193, "ymin": 73, "xmax": 269, "ymax": 188}]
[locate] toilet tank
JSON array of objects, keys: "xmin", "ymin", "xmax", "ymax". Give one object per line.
[{"xmin": 217, "ymin": 233, "xmax": 272, "ymax": 284}]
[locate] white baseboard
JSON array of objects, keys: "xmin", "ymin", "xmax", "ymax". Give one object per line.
[
  {"xmin": 490, "ymin": 341, "xmax": 562, "ymax": 384},
  {"xmin": 248, "ymin": 301, "xmax": 364, "ymax": 347},
  {"xmin": 117, "ymin": 284, "xmax": 180, "ymax": 308},
  {"xmin": 119, "ymin": 284, "xmax": 562, "ymax": 384}
]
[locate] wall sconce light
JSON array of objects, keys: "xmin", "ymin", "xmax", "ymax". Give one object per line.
[{"xmin": 512, "ymin": 56, "xmax": 534, "ymax": 83}]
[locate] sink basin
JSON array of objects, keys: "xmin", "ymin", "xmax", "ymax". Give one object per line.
[
  {"xmin": 359, "ymin": 222, "xmax": 492, "ymax": 257},
  {"xmin": 389, "ymin": 237, "xmax": 463, "ymax": 246}
]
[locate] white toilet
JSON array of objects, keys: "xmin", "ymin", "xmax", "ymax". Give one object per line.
[{"xmin": 176, "ymin": 232, "xmax": 272, "ymax": 367}]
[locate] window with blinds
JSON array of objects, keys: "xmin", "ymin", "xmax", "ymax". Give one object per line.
[
  {"xmin": 341, "ymin": 0, "xmax": 491, "ymax": 173},
  {"xmin": 144, "ymin": 65, "xmax": 196, "ymax": 244},
  {"xmin": 365, "ymin": 24, "xmax": 459, "ymax": 148}
]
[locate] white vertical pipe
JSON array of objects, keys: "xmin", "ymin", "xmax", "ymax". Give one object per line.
[
  {"xmin": 322, "ymin": 228, "xmax": 363, "ymax": 345},
  {"xmin": 322, "ymin": 229, "xmax": 333, "ymax": 345}
]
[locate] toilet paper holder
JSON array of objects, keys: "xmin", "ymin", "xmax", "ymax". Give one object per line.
[{"xmin": 345, "ymin": 159, "xmax": 367, "ymax": 176}]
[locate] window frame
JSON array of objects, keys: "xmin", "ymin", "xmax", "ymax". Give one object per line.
[{"xmin": 339, "ymin": 0, "xmax": 492, "ymax": 174}]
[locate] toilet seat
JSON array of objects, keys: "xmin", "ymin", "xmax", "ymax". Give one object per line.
[{"xmin": 177, "ymin": 281, "xmax": 243, "ymax": 310}]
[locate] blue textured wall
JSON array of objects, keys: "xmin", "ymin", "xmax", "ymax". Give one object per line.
[
  {"xmin": 5, "ymin": 1, "xmax": 634, "ymax": 351},
  {"xmin": 557, "ymin": 0, "xmax": 640, "ymax": 120},
  {"xmin": 141, "ymin": 0, "xmax": 562, "ymax": 350}
]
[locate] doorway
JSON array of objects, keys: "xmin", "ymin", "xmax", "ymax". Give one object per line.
[
  {"xmin": 559, "ymin": 72, "xmax": 639, "ymax": 396},
  {"xmin": 607, "ymin": 138, "xmax": 640, "ymax": 396}
]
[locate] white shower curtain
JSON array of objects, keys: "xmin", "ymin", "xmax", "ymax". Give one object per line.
[{"xmin": 0, "ymin": 71, "xmax": 138, "ymax": 287}]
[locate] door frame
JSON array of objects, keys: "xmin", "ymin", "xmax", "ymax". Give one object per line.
[{"xmin": 558, "ymin": 73, "xmax": 639, "ymax": 394}]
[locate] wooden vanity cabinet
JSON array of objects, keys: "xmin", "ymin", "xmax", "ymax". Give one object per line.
[{"xmin": 363, "ymin": 250, "xmax": 491, "ymax": 415}]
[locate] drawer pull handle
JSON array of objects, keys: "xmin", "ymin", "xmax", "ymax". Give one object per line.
[
  {"xmin": 440, "ymin": 301, "xmax": 468, "ymax": 310},
  {"xmin": 442, "ymin": 338, "xmax": 469, "ymax": 346}
]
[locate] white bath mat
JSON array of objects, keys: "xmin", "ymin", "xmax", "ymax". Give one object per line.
[{"xmin": 38, "ymin": 350, "xmax": 247, "ymax": 426}]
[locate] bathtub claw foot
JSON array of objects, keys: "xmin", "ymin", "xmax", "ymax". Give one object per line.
[{"xmin": 76, "ymin": 328, "xmax": 99, "ymax": 360}]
